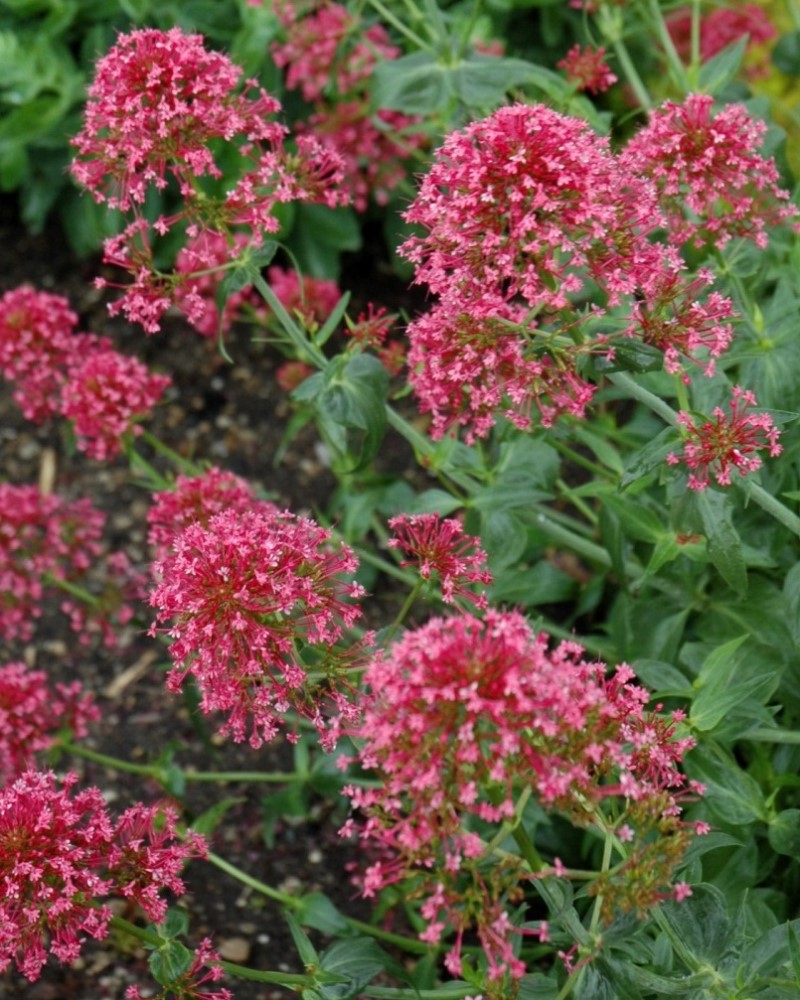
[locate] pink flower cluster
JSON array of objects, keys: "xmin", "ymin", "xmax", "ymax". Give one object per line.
[
  {"xmin": 388, "ymin": 513, "xmax": 492, "ymax": 608},
  {"xmin": 667, "ymin": 3, "xmax": 776, "ymax": 78},
  {"xmin": 557, "ymin": 44, "xmax": 617, "ymax": 93},
  {"xmin": 342, "ymin": 611, "xmax": 703, "ymax": 981},
  {"xmin": 71, "ymin": 27, "xmax": 348, "ymax": 333},
  {"xmin": 667, "ymin": 386, "xmax": 782, "ymax": 489},
  {"xmin": 0, "ymin": 661, "xmax": 98, "ymax": 783},
  {"xmin": 272, "ymin": 1, "xmax": 427, "ymax": 210},
  {"xmin": 0, "ymin": 770, "xmax": 205, "ymax": 982},
  {"xmin": 150, "ymin": 506, "xmax": 365, "ymax": 748},
  {"xmin": 0, "ymin": 285, "xmax": 170, "ymax": 458},
  {"xmin": 623, "ymin": 93, "xmax": 797, "ymax": 250},
  {"xmin": 0, "ymin": 483, "xmax": 129, "ymax": 645},
  {"xmin": 400, "ymin": 97, "xmax": 794, "ymax": 442}
]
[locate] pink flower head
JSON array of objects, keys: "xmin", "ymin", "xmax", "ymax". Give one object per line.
[
  {"xmin": 387, "ymin": 513, "xmax": 492, "ymax": 608},
  {"xmin": 60, "ymin": 348, "xmax": 171, "ymax": 460},
  {"xmin": 667, "ymin": 385, "xmax": 782, "ymax": 489},
  {"xmin": 71, "ymin": 27, "xmax": 286, "ymax": 211},
  {"xmin": 404, "ymin": 296, "xmax": 595, "ymax": 442},
  {"xmin": 0, "ymin": 662, "xmax": 99, "ymax": 783},
  {"xmin": 0, "ymin": 484, "xmax": 105, "ymax": 642},
  {"xmin": 557, "ymin": 45, "xmax": 617, "ymax": 93},
  {"xmin": 0, "ymin": 771, "xmax": 114, "ymax": 981},
  {"xmin": 150, "ymin": 507, "xmax": 365, "ymax": 748},
  {"xmin": 266, "ymin": 265, "xmax": 342, "ymax": 328},
  {"xmin": 147, "ymin": 467, "xmax": 270, "ymax": 561},
  {"xmin": 107, "ymin": 803, "xmax": 207, "ymax": 923},
  {"xmin": 0, "ymin": 286, "xmax": 108, "ymax": 423},
  {"xmin": 622, "ymin": 94, "xmax": 798, "ymax": 250},
  {"xmin": 275, "ymin": 359, "xmax": 315, "ymax": 392},
  {"xmin": 400, "ymin": 102, "xmax": 662, "ymax": 308},
  {"xmin": 126, "ymin": 937, "xmax": 232, "ymax": 1000},
  {"xmin": 272, "ymin": 2, "xmax": 427, "ymax": 210},
  {"xmin": 344, "ymin": 611, "xmax": 700, "ymax": 947},
  {"xmin": 625, "ymin": 268, "xmax": 735, "ymax": 379}
]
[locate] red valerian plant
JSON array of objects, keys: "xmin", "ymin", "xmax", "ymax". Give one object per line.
[
  {"xmin": 342, "ymin": 611, "xmax": 703, "ymax": 989},
  {"xmin": 0, "ymin": 771, "xmax": 205, "ymax": 982},
  {"xmin": 71, "ymin": 27, "xmax": 348, "ymax": 333},
  {"xmin": 149, "ymin": 506, "xmax": 365, "ymax": 748},
  {"xmin": 0, "ymin": 662, "xmax": 98, "ymax": 783},
  {"xmin": 666, "ymin": 385, "xmax": 782, "ymax": 489},
  {"xmin": 557, "ymin": 44, "xmax": 618, "ymax": 93},
  {"xmin": 125, "ymin": 937, "xmax": 232, "ymax": 1000}
]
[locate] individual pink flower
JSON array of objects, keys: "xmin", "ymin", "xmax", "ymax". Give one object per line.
[
  {"xmin": 0, "ymin": 484, "xmax": 105, "ymax": 642},
  {"xmin": 60, "ymin": 348, "xmax": 171, "ymax": 460},
  {"xmin": 387, "ymin": 513, "xmax": 492, "ymax": 608},
  {"xmin": 150, "ymin": 507, "xmax": 365, "ymax": 748},
  {"xmin": 0, "ymin": 771, "xmax": 115, "ymax": 982},
  {"xmin": 343, "ymin": 611, "xmax": 702, "ymax": 976},
  {"xmin": 266, "ymin": 265, "xmax": 341, "ymax": 329},
  {"xmin": 0, "ymin": 662, "xmax": 99, "ymax": 783},
  {"xmin": 622, "ymin": 93, "xmax": 798, "ymax": 250},
  {"xmin": 147, "ymin": 467, "xmax": 270, "ymax": 561},
  {"xmin": 557, "ymin": 44, "xmax": 617, "ymax": 93},
  {"xmin": 107, "ymin": 803, "xmax": 207, "ymax": 923},
  {"xmin": 666, "ymin": 385, "xmax": 782, "ymax": 489},
  {"xmin": 126, "ymin": 937, "xmax": 232, "ymax": 1000}
]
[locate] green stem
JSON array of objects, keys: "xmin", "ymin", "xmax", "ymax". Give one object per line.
[
  {"xmin": 253, "ymin": 274, "xmax": 327, "ymax": 369},
  {"xmin": 365, "ymin": 0, "xmax": 433, "ymax": 50},
  {"xmin": 65, "ymin": 742, "xmax": 159, "ymax": 777},
  {"xmin": 607, "ymin": 372, "xmax": 677, "ymax": 426},
  {"xmin": 44, "ymin": 573, "xmax": 100, "ymax": 607},
  {"xmin": 384, "ymin": 577, "xmax": 426, "ymax": 641},
  {"xmin": 137, "ymin": 428, "xmax": 204, "ymax": 475},
  {"xmin": 745, "ymin": 727, "xmax": 800, "ymax": 744},
  {"xmin": 610, "ymin": 36, "xmax": 653, "ymax": 110},
  {"xmin": 509, "ymin": 819, "xmax": 544, "ymax": 873},
  {"xmin": 362, "ymin": 989, "xmax": 481, "ymax": 999},
  {"xmin": 739, "ymin": 480, "xmax": 800, "ymax": 540},
  {"xmin": 587, "ymin": 829, "xmax": 615, "ymax": 936},
  {"xmin": 207, "ymin": 852, "xmax": 431, "ymax": 955},
  {"xmin": 645, "ymin": 0, "xmax": 690, "ymax": 93}
]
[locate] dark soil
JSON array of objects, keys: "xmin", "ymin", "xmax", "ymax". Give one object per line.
[{"xmin": 0, "ymin": 197, "xmax": 416, "ymax": 1000}]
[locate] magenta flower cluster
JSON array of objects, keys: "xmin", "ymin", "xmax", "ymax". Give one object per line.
[{"xmin": 0, "ymin": 770, "xmax": 205, "ymax": 982}]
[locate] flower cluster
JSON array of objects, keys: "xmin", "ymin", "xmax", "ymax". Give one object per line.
[
  {"xmin": 399, "ymin": 94, "xmax": 796, "ymax": 441},
  {"xmin": 150, "ymin": 506, "xmax": 365, "ymax": 748},
  {"xmin": 557, "ymin": 44, "xmax": 617, "ymax": 93},
  {"xmin": 147, "ymin": 467, "xmax": 273, "ymax": 560},
  {"xmin": 342, "ymin": 611, "xmax": 702, "ymax": 982},
  {"xmin": 0, "ymin": 770, "xmax": 205, "ymax": 982},
  {"xmin": 272, "ymin": 1, "xmax": 427, "ymax": 210},
  {"xmin": 622, "ymin": 93, "xmax": 797, "ymax": 250},
  {"xmin": 71, "ymin": 27, "xmax": 348, "ymax": 333},
  {"xmin": 0, "ymin": 285, "xmax": 170, "ymax": 457},
  {"xmin": 0, "ymin": 661, "xmax": 98, "ymax": 783},
  {"xmin": 667, "ymin": 3, "xmax": 776, "ymax": 78},
  {"xmin": 388, "ymin": 513, "xmax": 492, "ymax": 608},
  {"xmin": 667, "ymin": 386, "xmax": 782, "ymax": 489}
]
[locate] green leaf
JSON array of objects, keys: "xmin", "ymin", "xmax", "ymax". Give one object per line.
[
  {"xmin": 621, "ymin": 426, "xmax": 683, "ymax": 490},
  {"xmin": 660, "ymin": 884, "xmax": 731, "ymax": 964},
  {"xmin": 695, "ymin": 489, "xmax": 747, "ymax": 596},
  {"xmin": 600, "ymin": 494, "xmax": 665, "ymax": 544},
  {"xmin": 296, "ymin": 892, "xmax": 351, "ymax": 936},
  {"xmin": 317, "ymin": 353, "xmax": 389, "ymax": 471},
  {"xmin": 150, "ymin": 940, "xmax": 193, "ymax": 986},
  {"xmin": 768, "ymin": 810, "xmax": 800, "ymax": 860},
  {"xmin": 783, "ymin": 562, "xmax": 800, "ymax": 647},
  {"xmin": 698, "ymin": 36, "xmax": 748, "ymax": 94},
  {"xmin": 690, "ymin": 634, "xmax": 749, "ymax": 731},
  {"xmin": 408, "ymin": 488, "xmax": 463, "ymax": 516},
  {"xmin": 190, "ymin": 797, "xmax": 245, "ymax": 837},
  {"xmin": 317, "ymin": 938, "xmax": 388, "ymax": 999},
  {"xmin": 772, "ymin": 30, "xmax": 800, "ymax": 75},
  {"xmin": 589, "ymin": 340, "xmax": 664, "ymax": 375},
  {"xmin": 686, "ymin": 747, "xmax": 766, "ymax": 825},
  {"xmin": 158, "ymin": 909, "xmax": 190, "ymax": 940},
  {"xmin": 286, "ymin": 911, "xmax": 320, "ymax": 968},
  {"xmin": 480, "ymin": 509, "xmax": 528, "ymax": 569}
]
